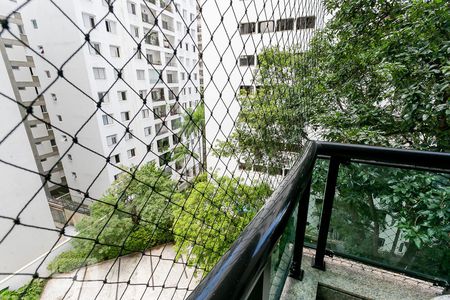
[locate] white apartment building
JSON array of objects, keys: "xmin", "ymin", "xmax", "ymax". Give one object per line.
[
  {"xmin": 0, "ymin": 5, "xmax": 62, "ymax": 289},
  {"xmin": 202, "ymin": 0, "xmax": 326, "ymax": 181},
  {"xmin": 0, "ymin": 8, "xmax": 72, "ymax": 227},
  {"xmin": 16, "ymin": 0, "xmax": 201, "ymax": 202}
]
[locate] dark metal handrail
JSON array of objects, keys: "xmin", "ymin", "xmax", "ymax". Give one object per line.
[
  {"xmin": 187, "ymin": 142, "xmax": 318, "ymax": 300},
  {"xmin": 189, "ymin": 141, "xmax": 450, "ymax": 299},
  {"xmin": 317, "ymin": 142, "xmax": 450, "ymax": 173}
]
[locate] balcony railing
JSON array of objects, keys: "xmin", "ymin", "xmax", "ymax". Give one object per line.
[{"xmin": 189, "ymin": 141, "xmax": 450, "ymax": 299}]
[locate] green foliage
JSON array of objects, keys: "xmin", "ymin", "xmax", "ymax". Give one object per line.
[
  {"xmin": 215, "ymin": 0, "xmax": 450, "ymax": 280},
  {"xmin": 48, "ymin": 162, "xmax": 178, "ymax": 273},
  {"xmin": 0, "ymin": 279, "xmax": 46, "ymax": 300},
  {"xmin": 172, "ymin": 175, "xmax": 272, "ymax": 273},
  {"xmin": 309, "ymin": 0, "xmax": 450, "ymax": 150}
]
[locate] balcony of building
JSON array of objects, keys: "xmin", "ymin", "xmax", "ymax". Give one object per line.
[
  {"xmin": 167, "ymin": 87, "xmax": 179, "ymax": 101},
  {"xmin": 165, "ymin": 54, "xmax": 177, "ymax": 68},
  {"xmin": 151, "ymin": 88, "xmax": 165, "ymax": 103},
  {"xmin": 143, "ymin": 29, "xmax": 159, "ymax": 47},
  {"xmin": 141, "ymin": 5, "xmax": 156, "ymax": 25},
  {"xmin": 161, "ymin": 15, "xmax": 175, "ymax": 32},
  {"xmin": 153, "ymin": 104, "xmax": 167, "ymax": 120},
  {"xmin": 162, "ymin": 36, "xmax": 174, "ymax": 49},
  {"xmin": 146, "ymin": 50, "xmax": 161, "ymax": 66},
  {"xmin": 155, "ymin": 122, "xmax": 169, "ymax": 136},
  {"xmin": 189, "ymin": 142, "xmax": 450, "ymax": 300}
]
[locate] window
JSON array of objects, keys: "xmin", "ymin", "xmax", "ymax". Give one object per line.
[
  {"xmin": 45, "ymin": 70, "xmax": 51, "ymax": 78},
  {"xmin": 144, "ymin": 31, "xmax": 159, "ymax": 46},
  {"xmin": 240, "ymin": 22, "xmax": 255, "ymax": 34},
  {"xmin": 105, "ymin": 20, "xmax": 116, "ymax": 33},
  {"xmin": 31, "ymin": 19, "xmax": 38, "ymax": 29},
  {"xmin": 61, "ymin": 135, "xmax": 68, "ymax": 142},
  {"xmin": 51, "ymin": 93, "xmax": 57, "ymax": 101},
  {"xmin": 239, "ymin": 55, "xmax": 255, "ymax": 66},
  {"xmin": 190, "ymin": 13, "xmax": 195, "ymax": 21},
  {"xmin": 138, "ymin": 90, "xmax": 146, "ymax": 99},
  {"xmin": 297, "ymin": 16, "xmax": 316, "ymax": 29},
  {"xmin": 17, "ymin": 24, "xmax": 24, "ymax": 34},
  {"xmin": 121, "ymin": 111, "xmax": 130, "ymax": 121},
  {"xmin": 131, "ymin": 25, "xmax": 139, "ymax": 38},
  {"xmin": 127, "ymin": 148, "xmax": 136, "ymax": 158},
  {"xmin": 57, "ymin": 115, "xmax": 62, "ymax": 121},
  {"xmin": 98, "ymin": 92, "xmax": 109, "ymax": 103},
  {"xmin": 82, "ymin": 13, "xmax": 95, "ymax": 29},
  {"xmin": 194, "ymin": 73, "xmax": 198, "ymax": 80},
  {"xmin": 93, "ymin": 67, "xmax": 106, "ymax": 79},
  {"xmin": 127, "ymin": 1, "xmax": 136, "ymax": 15},
  {"xmin": 136, "ymin": 69, "xmax": 145, "ymax": 80},
  {"xmin": 67, "ymin": 154, "xmax": 72, "ymax": 160},
  {"xmin": 148, "ymin": 69, "xmax": 160, "ymax": 84},
  {"xmin": 142, "ymin": 109, "xmax": 150, "ymax": 118},
  {"xmin": 112, "ymin": 154, "xmax": 120, "ymax": 163},
  {"xmin": 106, "ymin": 134, "xmax": 117, "ymax": 146},
  {"xmin": 110, "ymin": 45, "xmax": 120, "ymax": 57},
  {"xmin": 125, "ymin": 129, "xmax": 133, "ymax": 140},
  {"xmin": 71, "ymin": 172, "xmax": 77, "ymax": 179},
  {"xmin": 276, "ymin": 18, "xmax": 294, "ymax": 31},
  {"xmin": 144, "ymin": 126, "xmax": 152, "ymax": 136},
  {"xmin": 89, "ymin": 42, "xmax": 101, "ymax": 55},
  {"xmin": 50, "ymin": 139, "xmax": 56, "ymax": 147},
  {"xmin": 118, "ymin": 91, "xmax": 127, "ymax": 101},
  {"xmin": 258, "ymin": 20, "xmax": 274, "ymax": 33},
  {"xmin": 188, "ymin": 87, "xmax": 191, "ymax": 94},
  {"xmin": 176, "ymin": 22, "xmax": 182, "ymax": 32},
  {"xmin": 102, "ymin": 114, "xmax": 114, "ymax": 125}
]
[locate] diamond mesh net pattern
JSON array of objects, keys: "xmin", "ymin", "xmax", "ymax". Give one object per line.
[{"xmin": 0, "ymin": 0, "xmax": 326, "ymax": 298}]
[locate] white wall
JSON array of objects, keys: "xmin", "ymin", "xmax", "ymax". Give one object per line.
[{"xmin": 0, "ymin": 42, "xmax": 59, "ymax": 290}]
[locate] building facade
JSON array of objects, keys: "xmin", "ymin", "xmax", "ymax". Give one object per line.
[
  {"xmin": 202, "ymin": 0, "xmax": 325, "ymax": 181},
  {"xmin": 0, "ymin": 5, "xmax": 62, "ymax": 290},
  {"xmin": 18, "ymin": 0, "xmax": 201, "ymax": 202}
]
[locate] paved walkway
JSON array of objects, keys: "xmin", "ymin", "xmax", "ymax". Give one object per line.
[{"xmin": 41, "ymin": 244, "xmax": 201, "ymax": 300}]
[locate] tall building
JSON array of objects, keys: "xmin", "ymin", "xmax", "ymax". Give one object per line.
[
  {"xmin": 0, "ymin": 10, "xmax": 71, "ymax": 227},
  {"xmin": 17, "ymin": 0, "xmax": 201, "ymax": 202},
  {"xmin": 202, "ymin": 0, "xmax": 325, "ymax": 179},
  {"xmin": 0, "ymin": 7, "xmax": 62, "ymax": 290}
]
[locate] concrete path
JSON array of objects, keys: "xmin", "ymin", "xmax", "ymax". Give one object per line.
[{"xmin": 41, "ymin": 244, "xmax": 201, "ymax": 300}]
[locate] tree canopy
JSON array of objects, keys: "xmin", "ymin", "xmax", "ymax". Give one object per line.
[
  {"xmin": 172, "ymin": 174, "xmax": 272, "ymax": 273},
  {"xmin": 216, "ymin": 0, "xmax": 450, "ymax": 281},
  {"xmin": 48, "ymin": 162, "xmax": 178, "ymax": 273}
]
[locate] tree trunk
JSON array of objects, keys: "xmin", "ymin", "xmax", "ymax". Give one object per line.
[
  {"xmin": 201, "ymin": 120, "xmax": 207, "ymax": 172},
  {"xmin": 368, "ymin": 194, "xmax": 380, "ymax": 258},
  {"xmin": 389, "ymin": 228, "xmax": 401, "ymax": 256}
]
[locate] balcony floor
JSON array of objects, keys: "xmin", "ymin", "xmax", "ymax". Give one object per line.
[{"xmin": 281, "ymin": 249, "xmax": 444, "ymax": 300}]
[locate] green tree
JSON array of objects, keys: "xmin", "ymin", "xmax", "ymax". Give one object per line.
[
  {"xmin": 48, "ymin": 162, "xmax": 178, "ymax": 273},
  {"xmin": 0, "ymin": 279, "xmax": 46, "ymax": 300},
  {"xmin": 172, "ymin": 175, "xmax": 272, "ymax": 273},
  {"xmin": 217, "ymin": 0, "xmax": 450, "ymax": 280}
]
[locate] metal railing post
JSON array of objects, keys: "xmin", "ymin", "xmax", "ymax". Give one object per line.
[
  {"xmin": 289, "ymin": 178, "xmax": 312, "ymax": 280},
  {"xmin": 312, "ymin": 157, "xmax": 340, "ymax": 270}
]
